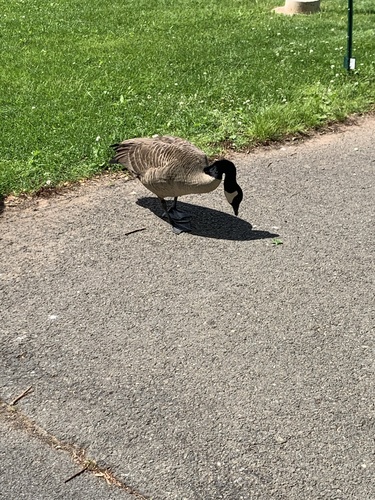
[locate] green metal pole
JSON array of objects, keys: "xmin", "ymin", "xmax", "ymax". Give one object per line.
[{"xmin": 344, "ymin": 0, "xmax": 354, "ymax": 70}]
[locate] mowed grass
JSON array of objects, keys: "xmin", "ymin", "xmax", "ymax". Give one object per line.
[{"xmin": 1, "ymin": 0, "xmax": 374, "ymax": 196}]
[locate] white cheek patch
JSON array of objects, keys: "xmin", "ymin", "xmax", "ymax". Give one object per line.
[{"xmin": 225, "ymin": 190, "xmax": 238, "ymax": 204}]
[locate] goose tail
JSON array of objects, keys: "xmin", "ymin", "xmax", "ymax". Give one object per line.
[
  {"xmin": 109, "ymin": 142, "xmax": 134, "ymax": 166},
  {"xmin": 109, "ymin": 143, "xmax": 120, "ymax": 164}
]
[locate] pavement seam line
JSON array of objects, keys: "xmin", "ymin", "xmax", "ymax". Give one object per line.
[{"xmin": 0, "ymin": 399, "xmax": 149, "ymax": 499}]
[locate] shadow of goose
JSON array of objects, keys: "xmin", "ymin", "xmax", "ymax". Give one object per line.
[{"xmin": 136, "ymin": 197, "xmax": 278, "ymax": 241}]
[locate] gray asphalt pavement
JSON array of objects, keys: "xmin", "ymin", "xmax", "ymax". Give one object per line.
[{"xmin": 1, "ymin": 116, "xmax": 374, "ymax": 499}]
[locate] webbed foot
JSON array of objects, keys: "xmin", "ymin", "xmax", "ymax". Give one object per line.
[
  {"xmin": 171, "ymin": 218, "xmax": 192, "ymax": 234},
  {"xmin": 168, "ymin": 207, "xmax": 192, "ymax": 222},
  {"xmin": 159, "ymin": 198, "xmax": 192, "ymax": 234}
]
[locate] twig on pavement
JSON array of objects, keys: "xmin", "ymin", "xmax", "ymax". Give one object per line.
[
  {"xmin": 64, "ymin": 465, "xmax": 89, "ymax": 483},
  {"xmin": 10, "ymin": 386, "xmax": 33, "ymax": 406},
  {"xmin": 125, "ymin": 227, "xmax": 146, "ymax": 236}
]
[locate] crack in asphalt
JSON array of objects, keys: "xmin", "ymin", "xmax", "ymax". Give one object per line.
[{"xmin": 0, "ymin": 398, "xmax": 148, "ymax": 499}]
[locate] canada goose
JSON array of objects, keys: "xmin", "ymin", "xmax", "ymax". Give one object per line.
[{"xmin": 110, "ymin": 135, "xmax": 243, "ymax": 233}]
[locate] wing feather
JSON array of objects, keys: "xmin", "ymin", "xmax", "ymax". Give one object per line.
[{"xmin": 111, "ymin": 136, "xmax": 208, "ymax": 178}]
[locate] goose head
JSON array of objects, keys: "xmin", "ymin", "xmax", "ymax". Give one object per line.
[{"xmin": 209, "ymin": 159, "xmax": 243, "ymax": 216}]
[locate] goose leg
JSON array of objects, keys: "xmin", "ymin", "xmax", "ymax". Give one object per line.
[
  {"xmin": 159, "ymin": 198, "xmax": 192, "ymax": 234},
  {"xmin": 160, "ymin": 198, "xmax": 173, "ymax": 223},
  {"xmin": 168, "ymin": 197, "xmax": 192, "ymax": 222}
]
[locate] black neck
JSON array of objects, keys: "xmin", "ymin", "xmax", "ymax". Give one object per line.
[{"xmin": 205, "ymin": 160, "xmax": 238, "ymax": 191}]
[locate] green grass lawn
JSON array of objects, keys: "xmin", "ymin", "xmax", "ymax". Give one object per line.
[{"xmin": 1, "ymin": 0, "xmax": 374, "ymax": 196}]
